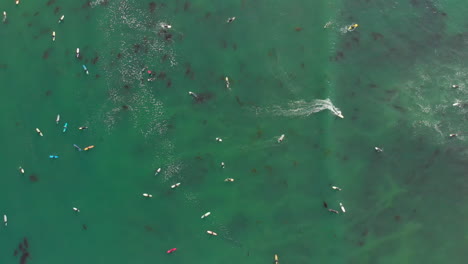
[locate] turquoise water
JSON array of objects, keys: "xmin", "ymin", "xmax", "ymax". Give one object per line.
[{"xmin": 1, "ymin": 0, "xmax": 467, "ymax": 263}]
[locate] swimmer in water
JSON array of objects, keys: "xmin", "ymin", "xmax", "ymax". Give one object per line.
[
  {"xmin": 171, "ymin": 183, "xmax": 181, "ymax": 189},
  {"xmin": 142, "ymin": 193, "xmax": 153, "ymax": 198},
  {"xmin": 147, "ymin": 77, "xmax": 156, "ymax": 82},
  {"xmin": 374, "ymin": 147, "xmax": 383, "ymax": 153},
  {"xmin": 225, "ymin": 76, "xmax": 230, "ymax": 89},
  {"xmin": 35, "ymin": 128, "xmax": 43, "ymax": 136},
  {"xmin": 328, "ymin": 208, "xmax": 339, "ymax": 214},
  {"xmin": 154, "ymin": 168, "xmax": 161, "ymax": 175},
  {"xmin": 58, "ymin": 15, "xmax": 64, "ymax": 23},
  {"xmin": 79, "ymin": 126, "xmax": 88, "ymax": 130},
  {"xmin": 339, "ymin": 202, "xmax": 346, "ymax": 213},
  {"xmin": 52, "ymin": 31, "xmax": 56, "ymax": 41},
  {"xmin": 215, "ymin": 137, "xmax": 223, "ymax": 142},
  {"xmin": 224, "ymin": 178, "xmax": 235, "ymax": 182},
  {"xmin": 76, "ymin": 48, "xmax": 80, "ymax": 58},
  {"xmin": 207, "ymin": 230, "xmax": 218, "ymax": 236},
  {"xmin": 72, "ymin": 207, "xmax": 80, "ymax": 213},
  {"xmin": 227, "ymin": 17, "xmax": 236, "ymax": 23},
  {"xmin": 331, "ymin": 186, "xmax": 342, "ymax": 191},
  {"xmin": 278, "ymin": 134, "xmax": 285, "ymax": 143},
  {"xmin": 201, "ymin": 212, "xmax": 211, "ymax": 219},
  {"xmin": 449, "ymin": 133, "xmax": 458, "ymax": 138},
  {"xmin": 347, "ymin": 23, "xmax": 358, "ymax": 31},
  {"xmin": 188, "ymin": 91, "xmax": 198, "ymax": 99},
  {"xmin": 324, "ymin": 21, "xmax": 332, "ymax": 28},
  {"xmin": 19, "ymin": 167, "xmax": 24, "ymax": 174}
]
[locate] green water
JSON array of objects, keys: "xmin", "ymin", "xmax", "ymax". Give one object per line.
[{"xmin": 1, "ymin": 0, "xmax": 467, "ymax": 263}]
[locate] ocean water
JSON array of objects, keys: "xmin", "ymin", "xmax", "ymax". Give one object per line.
[{"xmin": 0, "ymin": 0, "xmax": 467, "ymax": 263}]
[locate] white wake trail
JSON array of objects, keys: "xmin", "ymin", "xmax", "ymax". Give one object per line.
[{"xmin": 269, "ymin": 98, "xmax": 344, "ymax": 118}]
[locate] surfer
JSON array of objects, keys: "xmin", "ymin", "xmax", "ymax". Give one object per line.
[
  {"xmin": 63, "ymin": 122, "xmax": 68, "ymax": 133},
  {"xmin": 52, "ymin": 31, "xmax": 56, "ymax": 41},
  {"xmin": 171, "ymin": 183, "xmax": 181, "ymax": 189},
  {"xmin": 154, "ymin": 168, "xmax": 162, "ymax": 175},
  {"xmin": 56, "ymin": 114, "xmax": 60, "ymax": 124},
  {"xmin": 221, "ymin": 162, "xmax": 225, "ymax": 168},
  {"xmin": 201, "ymin": 212, "xmax": 211, "ymax": 219},
  {"xmin": 3, "ymin": 11, "xmax": 6, "ymax": 23},
  {"xmin": 331, "ymin": 185, "xmax": 342, "ymax": 191},
  {"xmin": 336, "ymin": 110, "xmax": 344, "ymax": 118},
  {"xmin": 35, "ymin": 128, "xmax": 43, "ymax": 136},
  {"xmin": 227, "ymin": 17, "xmax": 236, "ymax": 23},
  {"xmin": 449, "ymin": 133, "xmax": 458, "ymax": 138},
  {"xmin": 79, "ymin": 126, "xmax": 88, "ymax": 130},
  {"xmin": 19, "ymin": 167, "xmax": 25, "ymax": 174},
  {"xmin": 49, "ymin": 155, "xmax": 59, "ymax": 159},
  {"xmin": 73, "ymin": 144, "xmax": 82, "ymax": 151},
  {"xmin": 72, "ymin": 207, "xmax": 80, "ymax": 213},
  {"xmin": 58, "ymin": 15, "xmax": 64, "ymax": 23},
  {"xmin": 188, "ymin": 91, "xmax": 198, "ymax": 99},
  {"xmin": 339, "ymin": 202, "xmax": 346, "ymax": 213},
  {"xmin": 16, "ymin": 0, "xmax": 19, "ymax": 5},
  {"xmin": 167, "ymin": 248, "xmax": 177, "ymax": 254},
  {"xmin": 374, "ymin": 147, "xmax": 383, "ymax": 153},
  {"xmin": 225, "ymin": 178, "xmax": 235, "ymax": 182},
  {"xmin": 225, "ymin": 76, "xmax": 230, "ymax": 89},
  {"xmin": 3, "ymin": 214, "xmax": 7, "ymax": 226},
  {"xmin": 274, "ymin": 254, "xmax": 279, "ymax": 264},
  {"xmin": 76, "ymin": 48, "xmax": 80, "ymax": 58},
  {"xmin": 161, "ymin": 23, "xmax": 172, "ymax": 29},
  {"xmin": 84, "ymin": 145, "xmax": 94, "ymax": 151},
  {"xmin": 215, "ymin": 137, "xmax": 223, "ymax": 142},
  {"xmin": 142, "ymin": 193, "xmax": 153, "ymax": 198},
  {"xmin": 452, "ymin": 84, "xmax": 459, "ymax": 88},
  {"xmin": 347, "ymin": 23, "xmax": 358, "ymax": 31},
  {"xmin": 278, "ymin": 134, "xmax": 285, "ymax": 143},
  {"xmin": 328, "ymin": 208, "xmax": 339, "ymax": 214},
  {"xmin": 82, "ymin": 65, "xmax": 89, "ymax": 75},
  {"xmin": 207, "ymin": 230, "xmax": 218, "ymax": 236}
]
